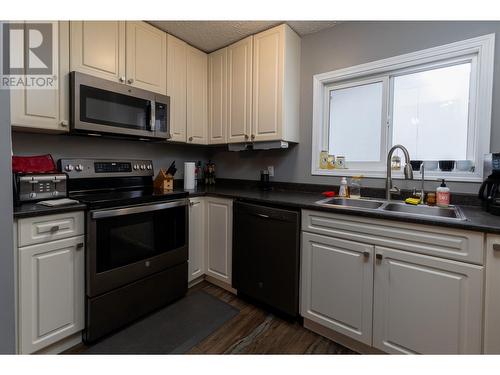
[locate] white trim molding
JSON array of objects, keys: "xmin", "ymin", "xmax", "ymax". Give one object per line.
[{"xmin": 311, "ymin": 33, "xmax": 495, "ymax": 182}]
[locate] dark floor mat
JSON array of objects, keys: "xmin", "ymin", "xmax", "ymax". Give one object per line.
[{"xmin": 84, "ymin": 290, "xmax": 239, "ymax": 354}]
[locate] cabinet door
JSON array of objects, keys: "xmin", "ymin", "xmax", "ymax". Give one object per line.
[
  {"xmin": 227, "ymin": 36, "xmax": 252, "ymax": 143},
  {"xmin": 189, "ymin": 198, "xmax": 205, "ymax": 282},
  {"xmin": 70, "ymin": 21, "xmax": 125, "ymax": 83},
  {"xmin": 205, "ymin": 198, "xmax": 232, "ymax": 284},
  {"xmin": 126, "ymin": 21, "xmax": 167, "ymax": 95},
  {"xmin": 10, "ymin": 21, "xmax": 68, "ymax": 132},
  {"xmin": 373, "ymin": 246, "xmax": 483, "ymax": 354},
  {"xmin": 186, "ymin": 45, "xmax": 208, "ymax": 144},
  {"xmin": 167, "ymin": 35, "xmax": 187, "ymax": 142},
  {"xmin": 252, "ymin": 25, "xmax": 284, "ymax": 142},
  {"xmin": 19, "ymin": 236, "xmax": 85, "ymax": 354},
  {"xmin": 485, "ymin": 235, "xmax": 500, "ymax": 353},
  {"xmin": 301, "ymin": 233, "xmax": 374, "ymax": 345},
  {"xmin": 208, "ymin": 48, "xmax": 227, "ymax": 144}
]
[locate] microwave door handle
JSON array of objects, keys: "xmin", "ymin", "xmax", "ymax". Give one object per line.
[{"xmin": 149, "ymin": 100, "xmax": 156, "ymax": 132}]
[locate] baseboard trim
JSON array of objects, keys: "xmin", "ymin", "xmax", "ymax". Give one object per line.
[
  {"xmin": 303, "ymin": 318, "xmax": 384, "ymax": 354},
  {"xmin": 197, "ymin": 274, "xmax": 237, "ymax": 294},
  {"xmin": 34, "ymin": 332, "xmax": 82, "ymax": 355}
]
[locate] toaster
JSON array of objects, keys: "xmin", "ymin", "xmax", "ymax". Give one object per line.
[{"xmin": 13, "ymin": 173, "xmax": 67, "ymax": 205}]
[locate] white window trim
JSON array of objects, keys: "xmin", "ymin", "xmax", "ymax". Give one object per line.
[{"xmin": 311, "ymin": 33, "xmax": 495, "ymax": 182}]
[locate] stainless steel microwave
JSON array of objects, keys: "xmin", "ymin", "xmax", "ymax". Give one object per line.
[{"xmin": 70, "ymin": 71, "xmax": 170, "ymax": 140}]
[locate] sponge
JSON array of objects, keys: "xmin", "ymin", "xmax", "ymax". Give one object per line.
[{"xmin": 405, "ymin": 197, "xmax": 421, "ymax": 205}]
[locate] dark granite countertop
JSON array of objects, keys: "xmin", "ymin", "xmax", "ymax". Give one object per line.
[
  {"xmin": 14, "ymin": 202, "xmax": 88, "ymax": 219},
  {"xmin": 184, "ymin": 183, "xmax": 500, "ymax": 234},
  {"xmin": 14, "ymin": 180, "xmax": 500, "ymax": 234}
]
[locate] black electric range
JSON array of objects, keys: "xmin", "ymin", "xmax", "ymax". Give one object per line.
[{"xmin": 58, "ymin": 158, "xmax": 189, "ymax": 343}]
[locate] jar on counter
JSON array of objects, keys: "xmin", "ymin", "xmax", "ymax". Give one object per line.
[{"xmin": 426, "ymin": 192, "xmax": 436, "ymax": 206}]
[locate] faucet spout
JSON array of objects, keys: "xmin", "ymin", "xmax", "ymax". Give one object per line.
[{"xmin": 386, "ymin": 144, "xmax": 413, "ymax": 201}]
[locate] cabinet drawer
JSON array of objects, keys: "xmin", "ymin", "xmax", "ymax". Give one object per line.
[
  {"xmin": 18, "ymin": 211, "xmax": 85, "ymax": 247},
  {"xmin": 302, "ymin": 210, "xmax": 484, "ymax": 265}
]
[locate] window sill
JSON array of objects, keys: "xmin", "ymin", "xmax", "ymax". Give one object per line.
[{"xmin": 312, "ymin": 168, "xmax": 482, "ymax": 183}]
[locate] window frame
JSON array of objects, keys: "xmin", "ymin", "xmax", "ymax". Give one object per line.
[{"xmin": 311, "ymin": 33, "xmax": 495, "ymax": 182}]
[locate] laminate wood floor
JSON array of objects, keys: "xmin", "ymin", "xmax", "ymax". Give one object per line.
[
  {"xmin": 186, "ymin": 281, "xmax": 356, "ymax": 354},
  {"xmin": 65, "ymin": 281, "xmax": 356, "ymax": 355}
]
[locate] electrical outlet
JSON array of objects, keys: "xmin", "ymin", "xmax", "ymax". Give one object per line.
[{"xmin": 267, "ymin": 166, "xmax": 274, "ymax": 177}]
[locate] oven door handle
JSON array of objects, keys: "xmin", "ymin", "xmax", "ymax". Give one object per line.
[{"xmin": 91, "ymin": 199, "xmax": 188, "ymax": 219}]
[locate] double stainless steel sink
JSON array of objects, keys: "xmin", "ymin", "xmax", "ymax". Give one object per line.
[{"xmin": 315, "ymin": 197, "xmax": 467, "ymax": 221}]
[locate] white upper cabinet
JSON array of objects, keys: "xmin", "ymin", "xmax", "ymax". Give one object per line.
[
  {"xmin": 70, "ymin": 21, "xmax": 126, "ymax": 83},
  {"xmin": 252, "ymin": 24, "xmax": 300, "ymax": 143},
  {"xmin": 71, "ymin": 21, "xmax": 166, "ymax": 94},
  {"xmin": 167, "ymin": 35, "xmax": 187, "ymax": 142},
  {"xmin": 372, "ymin": 246, "xmax": 483, "ymax": 354},
  {"xmin": 186, "ymin": 45, "xmax": 208, "ymax": 144},
  {"xmin": 126, "ymin": 21, "xmax": 167, "ymax": 94},
  {"xmin": 227, "ymin": 36, "xmax": 253, "ymax": 144},
  {"xmin": 208, "ymin": 47, "xmax": 228, "ymax": 144},
  {"xmin": 11, "ymin": 21, "xmax": 69, "ymax": 133}
]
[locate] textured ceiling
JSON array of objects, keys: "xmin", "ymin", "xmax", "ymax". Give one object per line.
[{"xmin": 148, "ymin": 21, "xmax": 338, "ymax": 52}]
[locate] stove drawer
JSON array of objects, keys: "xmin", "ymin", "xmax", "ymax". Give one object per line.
[{"xmin": 18, "ymin": 211, "xmax": 85, "ymax": 247}]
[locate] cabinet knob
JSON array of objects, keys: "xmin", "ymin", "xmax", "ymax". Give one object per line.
[
  {"xmin": 127, "ymin": 78, "xmax": 134, "ymax": 84},
  {"xmin": 76, "ymin": 242, "xmax": 84, "ymax": 249},
  {"xmin": 50, "ymin": 225, "xmax": 60, "ymax": 233},
  {"xmin": 188, "ymin": 136, "xmax": 193, "ymax": 142},
  {"xmin": 60, "ymin": 120, "xmax": 68, "ymax": 127},
  {"xmin": 375, "ymin": 253, "xmax": 383, "ymax": 260},
  {"xmin": 251, "ymin": 134, "xmax": 255, "ymax": 140},
  {"xmin": 119, "ymin": 76, "xmax": 125, "ymax": 83},
  {"xmin": 362, "ymin": 251, "xmax": 370, "ymax": 258},
  {"xmin": 244, "ymin": 134, "xmax": 249, "ymax": 140}
]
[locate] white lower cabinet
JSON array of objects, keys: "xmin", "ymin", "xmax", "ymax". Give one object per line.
[
  {"xmin": 300, "ymin": 210, "xmax": 485, "ymax": 354},
  {"xmin": 188, "ymin": 197, "xmax": 206, "ymax": 282},
  {"xmin": 205, "ymin": 197, "xmax": 233, "ymax": 284},
  {"xmin": 372, "ymin": 246, "xmax": 483, "ymax": 354},
  {"xmin": 484, "ymin": 234, "xmax": 500, "ymax": 353},
  {"xmin": 18, "ymin": 235, "xmax": 85, "ymax": 354},
  {"xmin": 301, "ymin": 233, "xmax": 374, "ymax": 345}
]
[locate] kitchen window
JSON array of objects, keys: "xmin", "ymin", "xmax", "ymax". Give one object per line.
[{"xmin": 312, "ymin": 34, "xmax": 495, "ymax": 181}]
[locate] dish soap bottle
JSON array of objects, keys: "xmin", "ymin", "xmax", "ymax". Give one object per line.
[
  {"xmin": 436, "ymin": 179, "xmax": 450, "ymax": 207},
  {"xmin": 339, "ymin": 177, "xmax": 350, "ymax": 198}
]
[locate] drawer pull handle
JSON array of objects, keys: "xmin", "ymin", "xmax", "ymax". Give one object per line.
[
  {"xmin": 50, "ymin": 225, "xmax": 60, "ymax": 232},
  {"xmin": 362, "ymin": 251, "xmax": 370, "ymax": 258},
  {"xmin": 375, "ymin": 253, "xmax": 383, "ymax": 260},
  {"xmin": 493, "ymin": 244, "xmax": 500, "ymax": 251},
  {"xmin": 76, "ymin": 242, "xmax": 84, "ymax": 249}
]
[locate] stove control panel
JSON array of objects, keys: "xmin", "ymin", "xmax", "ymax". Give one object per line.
[{"xmin": 58, "ymin": 159, "xmax": 154, "ymax": 178}]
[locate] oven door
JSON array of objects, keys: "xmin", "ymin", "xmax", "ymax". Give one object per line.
[
  {"xmin": 87, "ymin": 199, "xmax": 188, "ymax": 297},
  {"xmin": 71, "ymin": 71, "xmax": 169, "ymax": 140}
]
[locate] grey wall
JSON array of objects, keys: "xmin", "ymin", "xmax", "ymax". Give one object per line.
[
  {"xmin": 210, "ymin": 21, "xmax": 500, "ymax": 194},
  {"xmin": 12, "ymin": 133, "xmax": 209, "ymax": 180},
  {"xmin": 0, "ymin": 76, "xmax": 16, "ymax": 351}
]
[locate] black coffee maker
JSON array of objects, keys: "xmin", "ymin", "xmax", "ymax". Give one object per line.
[{"xmin": 478, "ymin": 153, "xmax": 500, "ymax": 215}]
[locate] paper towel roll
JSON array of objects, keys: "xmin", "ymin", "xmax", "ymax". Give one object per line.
[{"xmin": 184, "ymin": 162, "xmax": 196, "ymax": 190}]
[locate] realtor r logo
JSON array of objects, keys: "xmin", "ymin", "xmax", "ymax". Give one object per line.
[
  {"xmin": 3, "ymin": 22, "xmax": 53, "ymax": 75},
  {"xmin": 1, "ymin": 22, "xmax": 56, "ymax": 89}
]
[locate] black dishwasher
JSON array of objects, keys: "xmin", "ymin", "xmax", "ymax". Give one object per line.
[{"xmin": 233, "ymin": 201, "xmax": 300, "ymax": 317}]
